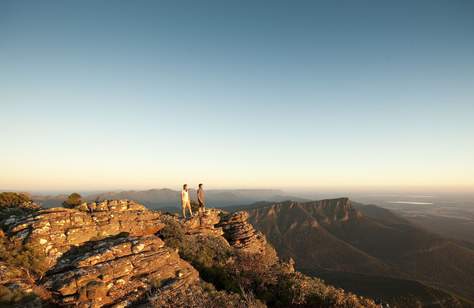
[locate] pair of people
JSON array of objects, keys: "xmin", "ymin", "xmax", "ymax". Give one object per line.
[{"xmin": 181, "ymin": 183, "xmax": 205, "ymax": 218}]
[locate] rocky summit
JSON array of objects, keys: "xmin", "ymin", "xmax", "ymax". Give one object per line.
[{"xmin": 0, "ymin": 197, "xmax": 380, "ymax": 308}]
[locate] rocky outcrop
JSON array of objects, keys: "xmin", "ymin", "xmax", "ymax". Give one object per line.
[
  {"xmin": 217, "ymin": 211, "xmax": 267, "ymax": 254},
  {"xmin": 1, "ymin": 200, "xmax": 202, "ymax": 307},
  {"xmin": 181, "ymin": 209, "xmax": 224, "ymax": 237},
  {"xmin": 43, "ymin": 235, "xmax": 198, "ymax": 307},
  {"xmin": 3, "ymin": 200, "xmax": 164, "ymax": 267}
]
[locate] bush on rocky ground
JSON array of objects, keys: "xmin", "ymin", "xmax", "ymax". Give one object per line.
[
  {"xmin": 0, "ymin": 192, "xmax": 31, "ymax": 208},
  {"xmin": 0, "ymin": 194, "xmax": 47, "ymax": 279},
  {"xmin": 0, "ymin": 285, "xmax": 41, "ymax": 307},
  {"xmin": 62, "ymin": 192, "xmax": 82, "ymax": 208},
  {"xmin": 159, "ymin": 216, "xmax": 239, "ymax": 292},
  {"xmin": 146, "ymin": 280, "xmax": 264, "ymax": 308},
  {"xmin": 0, "ymin": 237, "xmax": 48, "ymax": 279},
  {"xmin": 0, "ymin": 192, "xmax": 40, "ymax": 223}
]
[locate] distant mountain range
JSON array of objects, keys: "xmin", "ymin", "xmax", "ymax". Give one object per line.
[
  {"xmin": 234, "ymin": 198, "xmax": 474, "ymax": 306},
  {"xmin": 32, "ymin": 188, "xmax": 306, "ymax": 209}
]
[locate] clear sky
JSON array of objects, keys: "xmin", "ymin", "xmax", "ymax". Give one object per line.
[{"xmin": 1, "ymin": 1, "xmax": 473, "ymax": 192}]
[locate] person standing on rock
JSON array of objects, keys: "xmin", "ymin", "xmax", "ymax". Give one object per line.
[
  {"xmin": 197, "ymin": 183, "xmax": 205, "ymax": 213},
  {"xmin": 181, "ymin": 184, "xmax": 192, "ymax": 218}
]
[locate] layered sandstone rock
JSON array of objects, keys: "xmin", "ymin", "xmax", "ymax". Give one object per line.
[
  {"xmin": 43, "ymin": 235, "xmax": 198, "ymax": 307},
  {"xmin": 181, "ymin": 209, "xmax": 224, "ymax": 237},
  {"xmin": 217, "ymin": 211, "xmax": 267, "ymax": 254},
  {"xmin": 1, "ymin": 200, "xmax": 203, "ymax": 307},
  {"xmin": 3, "ymin": 200, "xmax": 164, "ymax": 267}
]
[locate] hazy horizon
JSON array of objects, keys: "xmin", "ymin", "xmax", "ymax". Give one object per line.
[
  {"xmin": 2, "ymin": 1, "xmax": 473, "ymax": 191},
  {"xmin": 4, "ymin": 186, "xmax": 474, "ymax": 197}
]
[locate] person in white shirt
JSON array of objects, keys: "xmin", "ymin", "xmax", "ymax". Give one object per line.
[{"xmin": 181, "ymin": 184, "xmax": 192, "ymax": 218}]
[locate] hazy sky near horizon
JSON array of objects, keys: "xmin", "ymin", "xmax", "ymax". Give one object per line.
[{"xmin": 1, "ymin": 1, "xmax": 474, "ymax": 191}]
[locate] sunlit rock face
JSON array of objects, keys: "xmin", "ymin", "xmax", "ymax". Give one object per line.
[
  {"xmin": 218, "ymin": 211, "xmax": 268, "ymax": 253},
  {"xmin": 4, "ymin": 200, "xmax": 164, "ymax": 267},
  {"xmin": 181, "ymin": 209, "xmax": 224, "ymax": 237},
  {"xmin": 2, "ymin": 200, "xmax": 200, "ymax": 307},
  {"xmin": 43, "ymin": 235, "xmax": 198, "ymax": 307}
]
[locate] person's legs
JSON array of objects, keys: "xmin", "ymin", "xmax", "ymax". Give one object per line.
[
  {"xmin": 186, "ymin": 200, "xmax": 193, "ymax": 217},
  {"xmin": 182, "ymin": 203, "xmax": 186, "ymax": 219}
]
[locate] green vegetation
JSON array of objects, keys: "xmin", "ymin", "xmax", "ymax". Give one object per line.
[
  {"xmin": 0, "ymin": 237, "xmax": 48, "ymax": 278},
  {"xmin": 0, "ymin": 192, "xmax": 40, "ymax": 223},
  {"xmin": 160, "ymin": 217, "xmax": 232, "ymax": 267},
  {"xmin": 0, "ymin": 192, "xmax": 31, "ymax": 208},
  {"xmin": 159, "ymin": 217, "xmax": 239, "ymax": 292},
  {"xmin": 62, "ymin": 192, "xmax": 82, "ymax": 208},
  {"xmin": 264, "ymin": 270, "xmax": 378, "ymax": 307},
  {"xmin": 0, "ymin": 285, "xmax": 40, "ymax": 307},
  {"xmin": 0, "ymin": 235, "xmax": 46, "ymax": 307}
]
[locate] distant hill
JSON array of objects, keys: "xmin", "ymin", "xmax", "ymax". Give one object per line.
[
  {"xmin": 32, "ymin": 188, "xmax": 306, "ymax": 209},
  {"xmin": 240, "ymin": 198, "xmax": 474, "ymax": 306}
]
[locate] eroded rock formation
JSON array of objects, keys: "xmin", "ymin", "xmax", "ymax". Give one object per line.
[
  {"xmin": 1, "ymin": 200, "xmax": 202, "ymax": 307},
  {"xmin": 181, "ymin": 209, "xmax": 224, "ymax": 237},
  {"xmin": 218, "ymin": 211, "xmax": 268, "ymax": 254},
  {"xmin": 43, "ymin": 235, "xmax": 198, "ymax": 307},
  {"xmin": 4, "ymin": 200, "xmax": 164, "ymax": 267}
]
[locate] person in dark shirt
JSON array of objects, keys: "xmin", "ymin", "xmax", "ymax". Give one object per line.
[{"xmin": 197, "ymin": 183, "xmax": 205, "ymax": 213}]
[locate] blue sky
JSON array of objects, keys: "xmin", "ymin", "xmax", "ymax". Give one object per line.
[{"xmin": 1, "ymin": 1, "xmax": 473, "ymax": 191}]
